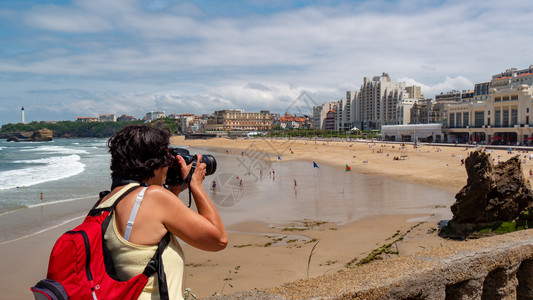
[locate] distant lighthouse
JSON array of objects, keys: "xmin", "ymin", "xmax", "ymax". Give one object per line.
[{"xmin": 21, "ymin": 107, "xmax": 25, "ymax": 124}]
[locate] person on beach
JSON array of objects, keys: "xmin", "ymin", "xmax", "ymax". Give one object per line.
[
  {"xmin": 40, "ymin": 192, "xmax": 43, "ymax": 202},
  {"xmin": 100, "ymin": 125, "xmax": 227, "ymax": 299}
]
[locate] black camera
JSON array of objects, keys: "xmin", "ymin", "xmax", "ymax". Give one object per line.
[{"xmin": 165, "ymin": 147, "xmax": 217, "ymax": 186}]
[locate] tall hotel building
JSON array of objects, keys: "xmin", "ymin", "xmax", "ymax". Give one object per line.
[
  {"xmin": 205, "ymin": 109, "xmax": 272, "ymax": 131},
  {"xmin": 332, "ymin": 73, "xmax": 423, "ymax": 131}
]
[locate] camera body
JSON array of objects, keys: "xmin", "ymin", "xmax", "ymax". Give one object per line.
[{"xmin": 165, "ymin": 147, "xmax": 217, "ymax": 186}]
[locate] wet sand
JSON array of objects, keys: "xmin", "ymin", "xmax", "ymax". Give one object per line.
[{"xmin": 2, "ymin": 137, "xmax": 529, "ymax": 299}]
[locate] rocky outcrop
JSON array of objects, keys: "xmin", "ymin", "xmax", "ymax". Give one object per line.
[
  {"xmin": 4, "ymin": 129, "xmax": 53, "ymax": 142},
  {"xmin": 440, "ymin": 150, "xmax": 533, "ymax": 239},
  {"xmin": 29, "ymin": 128, "xmax": 53, "ymax": 141}
]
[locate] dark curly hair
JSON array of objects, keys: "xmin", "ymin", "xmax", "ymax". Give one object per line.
[{"xmin": 107, "ymin": 125, "xmax": 172, "ymax": 182}]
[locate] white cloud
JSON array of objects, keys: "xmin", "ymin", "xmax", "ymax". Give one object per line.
[
  {"xmin": 2, "ymin": 0, "xmax": 533, "ymax": 123},
  {"xmin": 398, "ymin": 76, "xmax": 474, "ymax": 99}
]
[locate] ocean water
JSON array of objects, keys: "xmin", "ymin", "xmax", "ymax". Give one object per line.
[{"xmin": 0, "ymin": 138, "xmax": 110, "ymax": 214}]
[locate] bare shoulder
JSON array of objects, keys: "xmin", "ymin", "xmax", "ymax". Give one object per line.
[{"xmin": 144, "ymin": 185, "xmax": 184, "ymax": 208}]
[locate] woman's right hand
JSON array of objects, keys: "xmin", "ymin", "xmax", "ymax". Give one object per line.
[
  {"xmin": 174, "ymin": 154, "xmax": 207, "ymax": 189},
  {"xmin": 189, "ymin": 154, "xmax": 207, "ymax": 188}
]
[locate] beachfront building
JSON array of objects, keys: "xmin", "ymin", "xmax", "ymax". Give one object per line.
[
  {"xmin": 382, "ymin": 124, "xmax": 444, "ymax": 142},
  {"xmin": 189, "ymin": 115, "xmax": 208, "ymax": 132},
  {"xmin": 336, "ymin": 92, "xmax": 356, "ymax": 131},
  {"xmin": 145, "ymin": 111, "xmax": 166, "ymax": 122},
  {"xmin": 410, "ymin": 88, "xmax": 481, "ymax": 127},
  {"xmin": 98, "ymin": 114, "xmax": 117, "ymax": 122},
  {"xmin": 324, "ymin": 110, "xmax": 336, "ymax": 130},
  {"xmin": 179, "ymin": 114, "xmax": 195, "ymax": 133},
  {"xmin": 118, "ymin": 114, "xmax": 136, "ymax": 121},
  {"xmin": 444, "ymin": 66, "xmax": 533, "ymax": 144},
  {"xmin": 205, "ymin": 109, "xmax": 272, "ymax": 131},
  {"xmin": 312, "ymin": 102, "xmax": 337, "ymax": 130},
  {"xmin": 279, "ymin": 113, "xmax": 307, "ymax": 129},
  {"xmin": 336, "ymin": 73, "xmax": 423, "ymax": 131},
  {"xmin": 76, "ymin": 117, "xmax": 98, "ymax": 122}
]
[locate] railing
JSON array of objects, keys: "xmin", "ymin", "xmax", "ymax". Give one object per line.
[{"xmin": 208, "ymin": 229, "xmax": 533, "ymax": 299}]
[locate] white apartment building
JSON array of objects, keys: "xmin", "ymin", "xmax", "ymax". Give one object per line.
[
  {"xmin": 445, "ymin": 66, "xmax": 533, "ymax": 144},
  {"xmin": 98, "ymin": 114, "xmax": 117, "ymax": 122},
  {"xmin": 336, "ymin": 73, "xmax": 423, "ymax": 131},
  {"xmin": 179, "ymin": 114, "xmax": 195, "ymax": 133},
  {"xmin": 146, "ymin": 111, "xmax": 166, "ymax": 122},
  {"xmin": 312, "ymin": 102, "xmax": 337, "ymax": 130}
]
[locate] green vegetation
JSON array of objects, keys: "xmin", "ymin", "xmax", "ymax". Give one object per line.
[
  {"xmin": 0, "ymin": 118, "xmax": 181, "ymax": 138},
  {"xmin": 345, "ymin": 222, "xmax": 423, "ymax": 268},
  {"xmin": 477, "ymin": 221, "xmax": 529, "ymax": 235},
  {"xmin": 220, "ymin": 265, "xmax": 241, "ymax": 294},
  {"xmin": 267, "ymin": 128, "xmax": 381, "ymax": 139}
]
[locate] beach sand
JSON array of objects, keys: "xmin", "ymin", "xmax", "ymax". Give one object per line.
[
  {"xmin": 2, "ymin": 137, "xmax": 530, "ymax": 299},
  {"xmin": 173, "ymin": 137, "xmax": 531, "ymax": 297}
]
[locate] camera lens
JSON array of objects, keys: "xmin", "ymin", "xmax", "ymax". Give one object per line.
[
  {"xmin": 201, "ymin": 154, "xmax": 217, "ymax": 175},
  {"xmin": 165, "ymin": 147, "xmax": 217, "ymax": 186}
]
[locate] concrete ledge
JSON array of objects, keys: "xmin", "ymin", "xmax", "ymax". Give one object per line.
[{"xmin": 205, "ymin": 229, "xmax": 533, "ymax": 299}]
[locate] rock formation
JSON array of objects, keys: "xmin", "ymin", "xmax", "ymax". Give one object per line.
[
  {"xmin": 3, "ymin": 129, "xmax": 53, "ymax": 142},
  {"xmin": 440, "ymin": 150, "xmax": 533, "ymax": 239},
  {"xmin": 30, "ymin": 128, "xmax": 53, "ymax": 141}
]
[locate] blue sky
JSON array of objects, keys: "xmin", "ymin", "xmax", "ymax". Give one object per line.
[{"xmin": 1, "ymin": 0, "xmax": 533, "ymax": 124}]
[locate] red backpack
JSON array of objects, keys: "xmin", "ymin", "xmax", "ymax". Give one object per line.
[{"xmin": 31, "ymin": 185, "xmax": 170, "ymax": 300}]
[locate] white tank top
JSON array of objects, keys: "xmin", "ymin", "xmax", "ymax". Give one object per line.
[{"xmin": 99, "ymin": 184, "xmax": 185, "ymax": 300}]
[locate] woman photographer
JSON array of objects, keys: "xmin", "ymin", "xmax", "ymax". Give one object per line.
[{"xmin": 98, "ymin": 125, "xmax": 227, "ymax": 299}]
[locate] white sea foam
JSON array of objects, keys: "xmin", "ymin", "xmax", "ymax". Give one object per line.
[
  {"xmin": 20, "ymin": 145, "xmax": 88, "ymax": 155},
  {"xmin": 0, "ymin": 154, "xmax": 85, "ymax": 190}
]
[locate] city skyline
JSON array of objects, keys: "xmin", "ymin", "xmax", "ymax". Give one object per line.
[{"xmin": 1, "ymin": 0, "xmax": 533, "ymax": 125}]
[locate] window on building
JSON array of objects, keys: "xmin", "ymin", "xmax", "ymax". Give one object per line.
[
  {"xmin": 511, "ymin": 109, "xmax": 518, "ymax": 126},
  {"xmin": 463, "ymin": 112, "xmax": 469, "ymax": 127},
  {"xmin": 495, "ymin": 97, "xmax": 501, "ymax": 102},
  {"xmin": 495, "ymin": 110, "xmax": 501, "ymax": 127},
  {"xmin": 475, "ymin": 111, "xmax": 484, "ymax": 127},
  {"xmin": 456, "ymin": 113, "xmax": 462, "ymax": 127},
  {"xmin": 503, "ymin": 110, "xmax": 509, "ymax": 127},
  {"xmin": 511, "ymin": 95, "xmax": 518, "ymax": 100},
  {"xmin": 449, "ymin": 113, "xmax": 455, "ymax": 128}
]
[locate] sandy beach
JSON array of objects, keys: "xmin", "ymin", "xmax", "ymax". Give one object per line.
[
  {"xmin": 173, "ymin": 137, "xmax": 533, "ymax": 298},
  {"xmin": 2, "ymin": 136, "xmax": 531, "ymax": 299}
]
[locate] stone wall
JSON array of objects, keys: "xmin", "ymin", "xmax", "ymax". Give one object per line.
[{"xmin": 207, "ymin": 229, "xmax": 533, "ymax": 299}]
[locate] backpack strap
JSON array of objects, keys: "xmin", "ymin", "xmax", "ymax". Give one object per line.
[
  {"xmin": 143, "ymin": 232, "xmax": 171, "ymax": 300},
  {"xmin": 123, "ymin": 186, "xmax": 148, "ymax": 242},
  {"xmin": 90, "ymin": 184, "xmax": 141, "ymax": 216}
]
